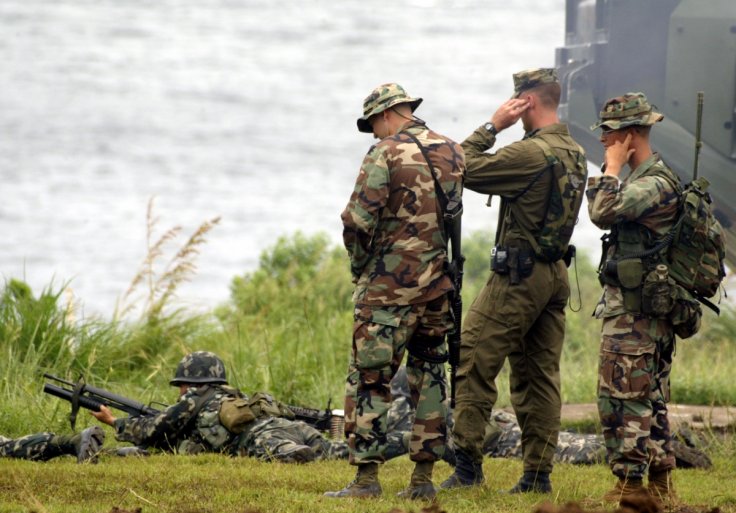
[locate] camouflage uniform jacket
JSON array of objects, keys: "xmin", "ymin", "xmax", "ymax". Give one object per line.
[
  {"xmin": 113, "ymin": 385, "xmax": 247, "ymax": 454},
  {"xmin": 341, "ymin": 120, "xmax": 464, "ymax": 306},
  {"xmin": 587, "ymin": 153, "xmax": 680, "ymax": 319}
]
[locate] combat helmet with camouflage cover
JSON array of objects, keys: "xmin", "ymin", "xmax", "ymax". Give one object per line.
[
  {"xmin": 170, "ymin": 351, "xmax": 227, "ymax": 386},
  {"xmin": 590, "ymin": 92, "xmax": 664, "ymax": 131},
  {"xmin": 356, "ymin": 83, "xmax": 422, "ymax": 133}
]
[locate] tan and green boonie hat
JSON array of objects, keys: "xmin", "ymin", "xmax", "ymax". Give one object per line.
[
  {"xmin": 357, "ymin": 83, "xmax": 423, "ymax": 133},
  {"xmin": 511, "ymin": 68, "xmax": 558, "ymax": 98},
  {"xmin": 590, "ymin": 92, "xmax": 664, "ymax": 131}
]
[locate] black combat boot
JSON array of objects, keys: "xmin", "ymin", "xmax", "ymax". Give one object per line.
[
  {"xmin": 324, "ymin": 462, "xmax": 382, "ymax": 498},
  {"xmin": 439, "ymin": 448, "xmax": 484, "ymax": 489},
  {"xmin": 51, "ymin": 426, "xmax": 105, "ymax": 463},
  {"xmin": 508, "ymin": 470, "xmax": 552, "ymax": 493},
  {"xmin": 397, "ymin": 461, "xmax": 437, "ymax": 500}
]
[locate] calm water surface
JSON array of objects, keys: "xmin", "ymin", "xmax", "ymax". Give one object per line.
[{"xmin": 1, "ymin": 0, "xmax": 609, "ymax": 316}]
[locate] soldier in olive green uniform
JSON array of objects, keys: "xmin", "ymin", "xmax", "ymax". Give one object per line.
[
  {"xmin": 0, "ymin": 426, "xmax": 104, "ymax": 463},
  {"xmin": 325, "ymin": 83, "xmax": 464, "ymax": 500},
  {"xmin": 587, "ymin": 93, "xmax": 701, "ymax": 504},
  {"xmin": 442, "ymin": 68, "xmax": 588, "ymax": 494}
]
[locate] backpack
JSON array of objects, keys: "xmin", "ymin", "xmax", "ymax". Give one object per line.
[
  {"xmin": 666, "ymin": 176, "xmax": 726, "ymax": 302},
  {"xmin": 509, "ymin": 137, "xmax": 588, "ymax": 262}
]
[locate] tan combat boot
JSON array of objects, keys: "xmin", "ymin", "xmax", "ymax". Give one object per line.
[
  {"xmin": 397, "ymin": 461, "xmax": 437, "ymax": 500},
  {"xmin": 324, "ymin": 462, "xmax": 382, "ymax": 498},
  {"xmin": 648, "ymin": 469, "xmax": 678, "ymax": 506},
  {"xmin": 602, "ymin": 477, "xmax": 648, "ymax": 503}
]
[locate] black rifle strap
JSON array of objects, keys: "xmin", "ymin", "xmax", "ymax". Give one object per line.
[{"xmin": 70, "ymin": 377, "xmax": 86, "ymax": 431}]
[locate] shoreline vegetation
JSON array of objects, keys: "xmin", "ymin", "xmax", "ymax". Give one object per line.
[{"xmin": 1, "ymin": 224, "xmax": 734, "ymax": 512}]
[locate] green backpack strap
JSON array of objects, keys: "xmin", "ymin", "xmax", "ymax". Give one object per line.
[{"xmin": 504, "ymin": 137, "xmax": 558, "ymax": 255}]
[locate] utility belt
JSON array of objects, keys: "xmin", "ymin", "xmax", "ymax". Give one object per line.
[
  {"xmin": 600, "ymin": 257, "xmax": 674, "ymax": 317},
  {"xmin": 490, "ymin": 243, "xmax": 535, "ymax": 285}
]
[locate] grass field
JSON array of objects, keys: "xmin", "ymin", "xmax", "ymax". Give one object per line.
[
  {"xmin": 2, "ymin": 453, "xmax": 736, "ymax": 513},
  {"xmin": 1, "ymin": 229, "xmax": 734, "ymax": 512}
]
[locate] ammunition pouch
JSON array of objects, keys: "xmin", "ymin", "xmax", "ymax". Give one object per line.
[
  {"xmin": 491, "ymin": 245, "xmax": 535, "ymax": 285},
  {"xmin": 406, "ymin": 333, "xmax": 448, "ymax": 364},
  {"xmin": 668, "ymin": 285, "xmax": 703, "ymax": 339},
  {"xmin": 599, "ymin": 258, "xmax": 645, "ymax": 313},
  {"xmin": 219, "ymin": 392, "xmax": 294, "ymax": 434},
  {"xmin": 219, "ymin": 397, "xmax": 256, "ymax": 434}
]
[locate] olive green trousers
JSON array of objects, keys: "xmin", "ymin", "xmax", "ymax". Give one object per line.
[{"xmin": 452, "ymin": 259, "xmax": 569, "ymax": 473}]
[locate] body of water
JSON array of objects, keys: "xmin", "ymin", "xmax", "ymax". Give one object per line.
[{"xmin": 1, "ymin": 0, "xmax": 615, "ymax": 317}]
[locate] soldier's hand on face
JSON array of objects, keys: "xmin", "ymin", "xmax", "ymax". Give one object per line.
[
  {"xmin": 603, "ymin": 132, "xmax": 635, "ymax": 177},
  {"xmin": 491, "ymin": 98, "xmax": 530, "ymax": 131},
  {"xmin": 90, "ymin": 405, "xmax": 117, "ymax": 426}
]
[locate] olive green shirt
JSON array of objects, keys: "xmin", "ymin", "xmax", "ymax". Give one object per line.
[{"xmin": 461, "ymin": 123, "xmax": 582, "ymax": 245}]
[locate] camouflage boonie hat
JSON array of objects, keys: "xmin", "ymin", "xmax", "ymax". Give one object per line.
[
  {"xmin": 357, "ymin": 83, "xmax": 423, "ymax": 133},
  {"xmin": 512, "ymin": 68, "xmax": 558, "ymax": 98},
  {"xmin": 170, "ymin": 351, "xmax": 227, "ymax": 386},
  {"xmin": 591, "ymin": 92, "xmax": 664, "ymax": 130}
]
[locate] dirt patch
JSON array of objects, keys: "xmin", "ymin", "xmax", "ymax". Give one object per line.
[{"xmin": 561, "ymin": 404, "xmax": 736, "ymax": 431}]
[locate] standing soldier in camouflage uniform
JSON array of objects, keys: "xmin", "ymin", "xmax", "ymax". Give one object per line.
[
  {"xmin": 1, "ymin": 426, "xmax": 104, "ymax": 463},
  {"xmin": 91, "ymin": 351, "xmax": 339, "ymax": 462},
  {"xmin": 442, "ymin": 68, "xmax": 588, "ymax": 494},
  {"xmin": 325, "ymin": 83, "xmax": 464, "ymax": 500},
  {"xmin": 588, "ymin": 93, "xmax": 697, "ymax": 504}
]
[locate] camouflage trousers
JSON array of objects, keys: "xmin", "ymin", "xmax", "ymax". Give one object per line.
[
  {"xmin": 597, "ymin": 313, "xmax": 676, "ymax": 480},
  {"xmin": 453, "ymin": 261, "xmax": 569, "ymax": 473},
  {"xmin": 236, "ymin": 417, "xmax": 343, "ymax": 462},
  {"xmin": 0, "ymin": 432, "xmax": 60, "ymax": 460},
  {"xmin": 343, "ymin": 295, "xmax": 451, "ymax": 465}
]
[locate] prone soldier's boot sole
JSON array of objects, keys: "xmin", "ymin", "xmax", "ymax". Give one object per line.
[
  {"xmin": 77, "ymin": 426, "xmax": 105, "ymax": 464},
  {"xmin": 279, "ymin": 444, "xmax": 316, "ymax": 464}
]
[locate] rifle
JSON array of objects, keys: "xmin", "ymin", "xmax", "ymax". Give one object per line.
[
  {"xmin": 43, "ymin": 374, "xmax": 162, "ymax": 430},
  {"xmin": 444, "ymin": 198, "xmax": 464, "ymax": 409},
  {"xmin": 285, "ymin": 400, "xmax": 345, "ymax": 439}
]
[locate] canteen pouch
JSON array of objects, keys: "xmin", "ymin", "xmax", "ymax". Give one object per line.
[
  {"xmin": 616, "ymin": 258, "xmax": 644, "ymax": 313},
  {"xmin": 219, "ymin": 397, "xmax": 256, "ymax": 434},
  {"xmin": 642, "ymin": 270, "xmax": 675, "ymax": 318}
]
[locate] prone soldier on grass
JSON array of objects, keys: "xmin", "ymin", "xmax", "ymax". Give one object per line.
[{"xmin": 90, "ymin": 351, "xmax": 341, "ymax": 462}]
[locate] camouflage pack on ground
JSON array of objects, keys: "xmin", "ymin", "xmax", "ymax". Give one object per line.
[
  {"xmin": 510, "ymin": 137, "xmax": 587, "ymax": 262},
  {"xmin": 665, "ymin": 176, "xmax": 726, "ymax": 300}
]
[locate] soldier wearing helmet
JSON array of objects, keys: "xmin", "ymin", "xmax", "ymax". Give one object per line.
[
  {"xmin": 442, "ymin": 68, "xmax": 588, "ymax": 494},
  {"xmin": 326, "ymin": 83, "xmax": 464, "ymax": 500},
  {"xmin": 91, "ymin": 351, "xmax": 340, "ymax": 463},
  {"xmin": 587, "ymin": 92, "xmax": 696, "ymax": 504}
]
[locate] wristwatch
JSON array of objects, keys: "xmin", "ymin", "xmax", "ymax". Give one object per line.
[{"xmin": 483, "ymin": 121, "xmax": 498, "ymax": 136}]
